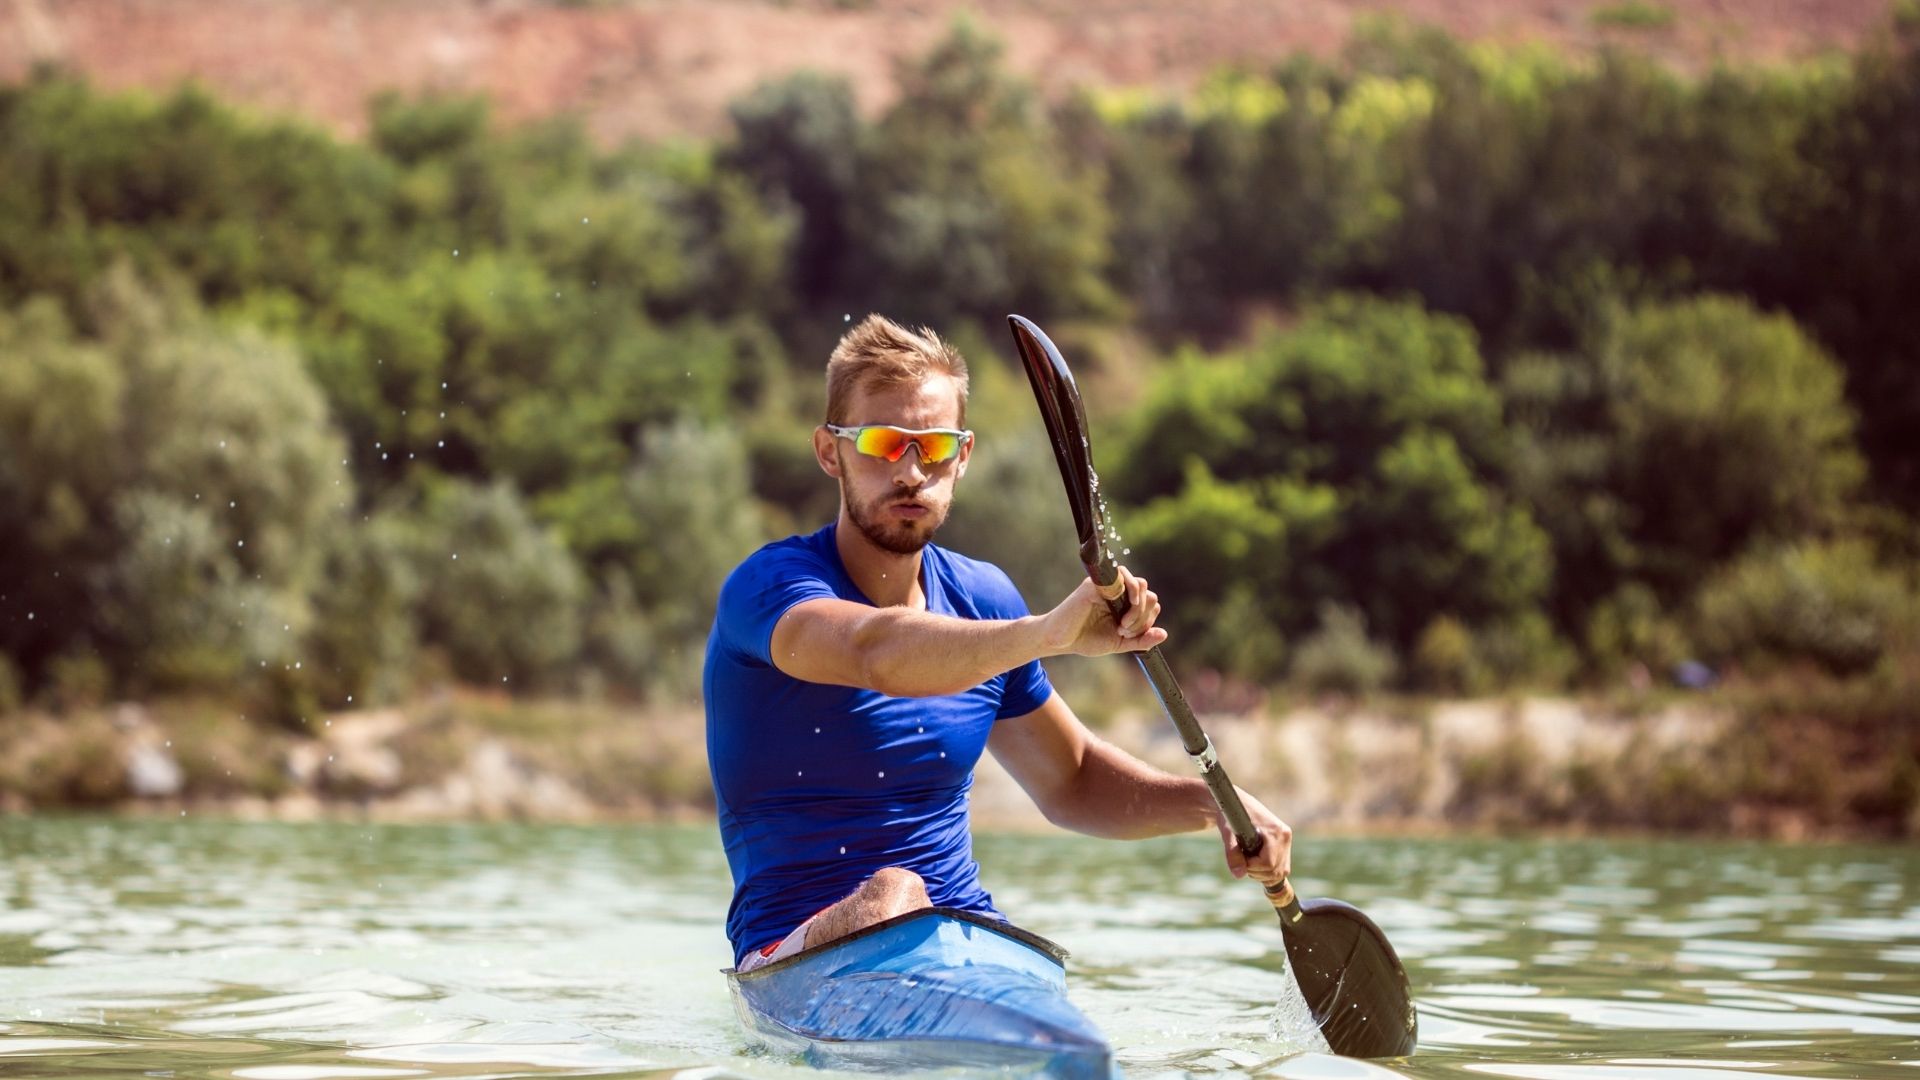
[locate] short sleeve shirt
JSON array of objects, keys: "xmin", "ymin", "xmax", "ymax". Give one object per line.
[{"xmin": 703, "ymin": 523, "xmax": 1054, "ymax": 965}]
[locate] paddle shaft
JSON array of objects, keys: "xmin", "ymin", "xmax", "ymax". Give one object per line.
[{"xmin": 1087, "ymin": 558, "xmax": 1303, "ymax": 923}]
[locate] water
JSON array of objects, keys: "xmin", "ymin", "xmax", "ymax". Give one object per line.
[{"xmin": 1, "ymin": 818, "xmax": 1915, "ymax": 1079}]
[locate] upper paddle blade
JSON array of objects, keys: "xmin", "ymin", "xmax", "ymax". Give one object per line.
[
  {"xmin": 1008, "ymin": 315, "xmax": 1104, "ymax": 569},
  {"xmin": 1281, "ymin": 898, "xmax": 1418, "ymax": 1058}
]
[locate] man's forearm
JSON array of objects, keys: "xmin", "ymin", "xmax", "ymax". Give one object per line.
[
  {"xmin": 1039, "ymin": 737, "xmax": 1217, "ymax": 839},
  {"xmin": 853, "ymin": 606, "xmax": 1055, "ymax": 697}
]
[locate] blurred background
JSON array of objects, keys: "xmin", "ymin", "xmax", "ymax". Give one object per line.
[{"xmin": 1, "ymin": 0, "xmax": 1916, "ymax": 838}]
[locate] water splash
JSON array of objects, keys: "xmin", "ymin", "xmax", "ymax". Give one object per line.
[{"xmin": 1266, "ymin": 965, "xmax": 1334, "ymax": 1055}]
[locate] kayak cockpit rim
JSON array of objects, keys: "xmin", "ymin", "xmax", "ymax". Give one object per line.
[{"xmin": 723, "ymin": 906, "xmax": 1070, "ymax": 978}]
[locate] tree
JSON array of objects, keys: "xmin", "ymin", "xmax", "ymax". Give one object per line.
[
  {"xmin": 0, "ymin": 267, "xmax": 349, "ymax": 693},
  {"xmin": 1507, "ymin": 295, "xmax": 1865, "ymax": 626},
  {"xmin": 1114, "ymin": 296, "xmax": 1551, "ymax": 666}
]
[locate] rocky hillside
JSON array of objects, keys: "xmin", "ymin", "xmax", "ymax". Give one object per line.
[{"xmin": 1, "ymin": 0, "xmax": 1896, "ymax": 142}]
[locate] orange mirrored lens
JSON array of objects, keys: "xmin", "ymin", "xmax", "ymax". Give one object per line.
[{"xmin": 851, "ymin": 427, "xmax": 964, "ymax": 463}]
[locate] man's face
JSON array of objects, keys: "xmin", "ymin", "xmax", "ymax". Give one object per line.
[{"xmin": 817, "ymin": 375, "xmax": 970, "ymax": 556}]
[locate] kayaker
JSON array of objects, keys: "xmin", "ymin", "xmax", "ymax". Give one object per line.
[{"xmin": 705, "ymin": 314, "xmax": 1293, "ymax": 973}]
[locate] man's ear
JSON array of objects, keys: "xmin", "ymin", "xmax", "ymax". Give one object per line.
[
  {"xmin": 812, "ymin": 426, "xmax": 842, "ymax": 478},
  {"xmin": 954, "ymin": 431, "xmax": 974, "ymax": 481}
]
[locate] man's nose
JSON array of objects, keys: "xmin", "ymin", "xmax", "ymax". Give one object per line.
[{"xmin": 893, "ymin": 447, "xmax": 929, "ymax": 484}]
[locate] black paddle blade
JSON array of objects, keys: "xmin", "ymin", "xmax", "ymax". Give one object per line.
[
  {"xmin": 1281, "ymin": 898, "xmax": 1418, "ymax": 1058},
  {"xmin": 1008, "ymin": 315, "xmax": 1107, "ymax": 575}
]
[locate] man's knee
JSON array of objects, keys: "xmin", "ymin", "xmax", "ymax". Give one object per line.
[{"xmin": 866, "ymin": 866, "xmax": 930, "ymax": 906}]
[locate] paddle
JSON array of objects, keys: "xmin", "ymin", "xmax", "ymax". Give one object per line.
[{"xmin": 1007, "ymin": 314, "xmax": 1419, "ymax": 1059}]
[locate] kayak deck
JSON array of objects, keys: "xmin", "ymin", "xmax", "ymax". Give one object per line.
[{"xmin": 726, "ymin": 907, "xmax": 1116, "ymax": 1078}]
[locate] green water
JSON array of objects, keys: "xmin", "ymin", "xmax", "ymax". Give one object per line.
[{"xmin": 1, "ymin": 818, "xmax": 1914, "ymax": 1079}]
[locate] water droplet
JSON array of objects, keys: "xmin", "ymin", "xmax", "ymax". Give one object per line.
[
  {"xmin": 218, "ymin": 439, "xmax": 227, "ymax": 449},
  {"xmin": 839, "ymin": 846, "xmax": 848, "ymax": 855},
  {"xmin": 878, "ymin": 771, "xmax": 885, "ymax": 778},
  {"xmin": 236, "ymin": 540, "xmax": 245, "ymax": 548},
  {"xmin": 1122, "ymin": 547, "xmax": 1131, "ymax": 555},
  {"xmin": 452, "ymin": 249, "xmax": 459, "ymax": 256},
  {"xmin": 450, "ymin": 553, "xmax": 458, "ymax": 560},
  {"xmin": 939, "ymin": 751, "xmax": 946, "ymax": 758}
]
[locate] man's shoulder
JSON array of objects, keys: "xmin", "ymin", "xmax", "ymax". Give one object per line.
[
  {"xmin": 927, "ymin": 544, "xmax": 1025, "ymax": 613},
  {"xmin": 720, "ymin": 526, "xmax": 836, "ymax": 595}
]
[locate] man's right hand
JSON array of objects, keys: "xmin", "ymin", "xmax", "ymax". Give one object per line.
[{"xmin": 1039, "ymin": 566, "xmax": 1168, "ymax": 657}]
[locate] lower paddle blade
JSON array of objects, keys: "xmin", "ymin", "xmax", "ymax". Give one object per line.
[{"xmin": 1280, "ymin": 898, "xmax": 1418, "ymax": 1058}]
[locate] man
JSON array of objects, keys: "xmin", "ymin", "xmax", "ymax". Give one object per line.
[{"xmin": 704, "ymin": 315, "xmax": 1291, "ymax": 973}]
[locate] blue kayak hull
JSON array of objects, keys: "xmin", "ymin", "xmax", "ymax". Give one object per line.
[{"xmin": 726, "ymin": 907, "xmax": 1116, "ymax": 1078}]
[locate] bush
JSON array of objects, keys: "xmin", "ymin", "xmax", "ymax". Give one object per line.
[
  {"xmin": 1694, "ymin": 539, "xmax": 1919, "ymax": 675},
  {"xmin": 0, "ymin": 268, "xmax": 348, "ymax": 695},
  {"xmin": 406, "ymin": 480, "xmax": 587, "ymax": 689},
  {"xmin": 1116, "ymin": 297, "xmax": 1550, "ymax": 650},
  {"xmin": 1290, "ymin": 603, "xmax": 1398, "ymax": 695},
  {"xmin": 0, "ymin": 654, "xmax": 21, "ymax": 714},
  {"xmin": 1585, "ymin": 583, "xmax": 1690, "ymax": 676},
  {"xmin": 1412, "ymin": 615, "xmax": 1489, "ymax": 696},
  {"xmin": 1591, "ymin": 1, "xmax": 1677, "ymax": 29}
]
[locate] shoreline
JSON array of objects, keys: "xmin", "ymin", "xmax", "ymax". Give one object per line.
[{"xmin": 3, "ymin": 690, "xmax": 1912, "ymax": 842}]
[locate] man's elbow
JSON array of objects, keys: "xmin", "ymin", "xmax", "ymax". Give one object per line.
[{"xmin": 851, "ymin": 639, "xmax": 967, "ymax": 698}]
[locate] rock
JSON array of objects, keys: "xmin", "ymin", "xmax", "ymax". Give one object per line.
[{"xmin": 123, "ymin": 739, "xmax": 183, "ymax": 797}]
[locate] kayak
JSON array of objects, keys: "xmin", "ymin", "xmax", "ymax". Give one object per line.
[{"xmin": 726, "ymin": 906, "xmax": 1116, "ymax": 1078}]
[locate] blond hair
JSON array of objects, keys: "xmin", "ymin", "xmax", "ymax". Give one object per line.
[{"xmin": 825, "ymin": 315, "xmax": 970, "ymax": 426}]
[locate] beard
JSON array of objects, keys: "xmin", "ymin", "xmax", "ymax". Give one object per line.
[{"xmin": 843, "ymin": 477, "xmax": 949, "ymax": 555}]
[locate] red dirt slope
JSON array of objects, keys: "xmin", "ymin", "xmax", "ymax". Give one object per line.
[{"xmin": 0, "ymin": 0, "xmax": 1894, "ymax": 142}]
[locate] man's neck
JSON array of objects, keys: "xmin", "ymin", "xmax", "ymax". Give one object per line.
[{"xmin": 834, "ymin": 512, "xmax": 926, "ymax": 609}]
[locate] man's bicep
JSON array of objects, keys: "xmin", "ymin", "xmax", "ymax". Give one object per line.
[{"xmin": 769, "ymin": 597, "xmax": 878, "ymax": 687}]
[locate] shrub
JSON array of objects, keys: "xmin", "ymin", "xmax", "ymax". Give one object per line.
[
  {"xmin": 1290, "ymin": 603, "xmax": 1398, "ymax": 695},
  {"xmin": 0, "ymin": 655, "xmax": 21, "ymax": 714},
  {"xmin": 1591, "ymin": 1, "xmax": 1677, "ymax": 30},
  {"xmin": 406, "ymin": 480, "xmax": 588, "ymax": 689},
  {"xmin": 1694, "ymin": 539, "xmax": 1919, "ymax": 675},
  {"xmin": 1412, "ymin": 615, "xmax": 1489, "ymax": 696}
]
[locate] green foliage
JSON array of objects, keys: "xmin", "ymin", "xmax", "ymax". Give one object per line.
[
  {"xmin": 1413, "ymin": 616, "xmax": 1489, "ymax": 696},
  {"xmin": 0, "ymin": 654, "xmax": 21, "ymax": 714},
  {"xmin": 1290, "ymin": 603, "xmax": 1399, "ymax": 695},
  {"xmin": 0, "ymin": 25, "xmax": 1916, "ymax": 725},
  {"xmin": 620, "ymin": 420, "xmax": 776, "ymax": 695},
  {"xmin": 404, "ymin": 480, "xmax": 587, "ymax": 689},
  {"xmin": 1585, "ymin": 583, "xmax": 1690, "ymax": 676},
  {"xmin": 306, "ymin": 516, "xmax": 422, "ymax": 707},
  {"xmin": 723, "ymin": 72, "xmax": 862, "ymax": 306},
  {"xmin": 1694, "ymin": 540, "xmax": 1918, "ymax": 676},
  {"xmin": 1590, "ymin": 1, "xmax": 1677, "ymax": 30},
  {"xmin": 0, "ymin": 268, "xmax": 348, "ymax": 695},
  {"xmin": 1117, "ymin": 297, "xmax": 1550, "ymax": 654},
  {"xmin": 845, "ymin": 19, "xmax": 1117, "ymax": 324},
  {"xmin": 1508, "ymin": 295, "xmax": 1864, "ymax": 631}
]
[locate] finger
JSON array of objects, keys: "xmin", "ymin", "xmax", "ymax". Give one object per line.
[
  {"xmin": 1220, "ymin": 829, "xmax": 1248, "ymax": 880},
  {"xmin": 1139, "ymin": 589, "xmax": 1161, "ymax": 630},
  {"xmin": 1119, "ymin": 627, "xmax": 1167, "ymax": 652},
  {"xmin": 1126, "ymin": 578, "xmax": 1153, "ymax": 633}
]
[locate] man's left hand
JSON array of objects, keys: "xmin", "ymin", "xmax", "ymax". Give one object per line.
[{"xmin": 1214, "ymin": 788, "xmax": 1292, "ymax": 888}]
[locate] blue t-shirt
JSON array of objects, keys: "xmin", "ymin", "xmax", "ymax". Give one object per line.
[{"xmin": 703, "ymin": 523, "xmax": 1055, "ymax": 965}]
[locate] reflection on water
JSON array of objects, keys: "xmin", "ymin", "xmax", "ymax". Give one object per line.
[{"xmin": 1, "ymin": 819, "xmax": 1915, "ymax": 1079}]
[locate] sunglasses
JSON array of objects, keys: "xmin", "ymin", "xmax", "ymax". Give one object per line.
[{"xmin": 826, "ymin": 424, "xmax": 974, "ymax": 464}]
